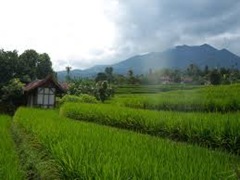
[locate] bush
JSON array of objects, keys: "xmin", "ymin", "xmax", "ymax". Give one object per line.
[
  {"xmin": 79, "ymin": 94, "xmax": 99, "ymax": 104},
  {"xmin": 59, "ymin": 94, "xmax": 98, "ymax": 106}
]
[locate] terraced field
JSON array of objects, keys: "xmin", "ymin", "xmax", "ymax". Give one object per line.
[
  {"xmin": 0, "ymin": 115, "xmax": 23, "ymax": 179},
  {"xmin": 61, "ymin": 102, "xmax": 240, "ymax": 154},
  {"xmin": 13, "ymin": 108, "xmax": 240, "ymax": 179},
  {"xmin": 1, "ymin": 83, "xmax": 240, "ymax": 179},
  {"xmin": 112, "ymin": 84, "xmax": 240, "ymax": 112}
]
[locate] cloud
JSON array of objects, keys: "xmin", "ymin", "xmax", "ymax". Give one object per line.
[
  {"xmin": 110, "ymin": 0, "xmax": 240, "ymax": 58},
  {"xmin": 0, "ymin": 0, "xmax": 240, "ymax": 70},
  {"xmin": 0, "ymin": 0, "xmax": 117, "ymax": 70}
]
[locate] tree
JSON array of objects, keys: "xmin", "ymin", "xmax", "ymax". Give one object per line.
[
  {"xmin": 95, "ymin": 80, "xmax": 112, "ymax": 102},
  {"xmin": 204, "ymin": 65, "xmax": 209, "ymax": 75},
  {"xmin": 128, "ymin": 69, "xmax": 133, "ymax": 77},
  {"xmin": 209, "ymin": 69, "xmax": 221, "ymax": 85},
  {"xmin": 36, "ymin": 53, "xmax": 54, "ymax": 79},
  {"xmin": 0, "ymin": 78, "xmax": 25, "ymax": 114},
  {"xmin": 105, "ymin": 67, "xmax": 114, "ymax": 84},
  {"xmin": 67, "ymin": 78, "xmax": 95, "ymax": 95},
  {"xmin": 0, "ymin": 48, "xmax": 55, "ymax": 114},
  {"xmin": 18, "ymin": 49, "xmax": 39, "ymax": 82},
  {"xmin": 128, "ymin": 69, "xmax": 136, "ymax": 84},
  {"xmin": 187, "ymin": 64, "xmax": 200, "ymax": 77},
  {"xmin": 0, "ymin": 49, "xmax": 18, "ymax": 86},
  {"xmin": 65, "ymin": 77, "xmax": 114, "ymax": 103},
  {"xmin": 18, "ymin": 50, "xmax": 54, "ymax": 82},
  {"xmin": 65, "ymin": 66, "xmax": 72, "ymax": 81},
  {"xmin": 98, "ymin": 81, "xmax": 108, "ymax": 102},
  {"xmin": 95, "ymin": 72, "xmax": 107, "ymax": 82},
  {"xmin": 173, "ymin": 69, "xmax": 182, "ymax": 83}
]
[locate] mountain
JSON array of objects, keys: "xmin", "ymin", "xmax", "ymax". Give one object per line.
[
  {"xmin": 57, "ymin": 44, "xmax": 240, "ymax": 80},
  {"xmin": 57, "ymin": 65, "xmax": 107, "ymax": 81}
]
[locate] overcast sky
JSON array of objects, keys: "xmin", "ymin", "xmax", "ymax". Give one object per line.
[{"xmin": 1, "ymin": 0, "xmax": 240, "ymax": 71}]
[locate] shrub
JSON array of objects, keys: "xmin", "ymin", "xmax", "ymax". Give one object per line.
[{"xmin": 59, "ymin": 94, "xmax": 98, "ymax": 106}]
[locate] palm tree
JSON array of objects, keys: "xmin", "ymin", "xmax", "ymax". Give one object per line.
[{"xmin": 65, "ymin": 66, "xmax": 72, "ymax": 81}]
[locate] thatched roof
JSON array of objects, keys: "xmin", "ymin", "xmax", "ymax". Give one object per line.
[{"xmin": 24, "ymin": 75, "xmax": 65, "ymax": 93}]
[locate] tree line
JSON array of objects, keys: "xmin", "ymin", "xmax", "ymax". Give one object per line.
[
  {"xmin": 66, "ymin": 67, "xmax": 114, "ymax": 102},
  {"xmin": 66, "ymin": 64, "xmax": 240, "ymax": 103},
  {"xmin": 94, "ymin": 64, "xmax": 240, "ymax": 85},
  {"xmin": 0, "ymin": 49, "xmax": 54, "ymax": 113},
  {"xmin": 138, "ymin": 64, "xmax": 240, "ymax": 85}
]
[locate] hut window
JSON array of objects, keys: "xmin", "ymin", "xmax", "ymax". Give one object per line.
[{"xmin": 37, "ymin": 87, "xmax": 56, "ymax": 107}]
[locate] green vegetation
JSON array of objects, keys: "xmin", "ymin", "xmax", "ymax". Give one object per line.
[
  {"xmin": 115, "ymin": 84, "xmax": 201, "ymax": 94},
  {"xmin": 61, "ymin": 102, "xmax": 240, "ymax": 155},
  {"xmin": 0, "ymin": 115, "xmax": 23, "ymax": 179},
  {"xmin": 14, "ymin": 108, "xmax": 240, "ymax": 179},
  {"xmin": 0, "ymin": 49, "xmax": 54, "ymax": 86},
  {"xmin": 66, "ymin": 77, "xmax": 115, "ymax": 103},
  {"xmin": 113, "ymin": 84, "xmax": 240, "ymax": 112},
  {"xmin": 0, "ymin": 70, "xmax": 239, "ymax": 179},
  {"xmin": 0, "ymin": 49, "xmax": 54, "ymax": 114},
  {"xmin": 92, "ymin": 64, "xmax": 240, "ymax": 86},
  {"xmin": 11, "ymin": 121, "xmax": 60, "ymax": 179},
  {"xmin": 59, "ymin": 94, "xmax": 99, "ymax": 105}
]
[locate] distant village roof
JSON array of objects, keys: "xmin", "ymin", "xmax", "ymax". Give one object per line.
[{"xmin": 24, "ymin": 75, "xmax": 65, "ymax": 93}]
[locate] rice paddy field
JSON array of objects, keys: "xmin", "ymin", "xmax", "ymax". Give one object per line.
[
  {"xmin": 115, "ymin": 84, "xmax": 201, "ymax": 94},
  {"xmin": 1, "ymin": 83, "xmax": 240, "ymax": 179},
  {"xmin": 112, "ymin": 84, "xmax": 240, "ymax": 112},
  {"xmin": 60, "ymin": 102, "xmax": 240, "ymax": 154},
  {"xmin": 0, "ymin": 115, "xmax": 23, "ymax": 179},
  {"xmin": 13, "ymin": 108, "xmax": 240, "ymax": 179}
]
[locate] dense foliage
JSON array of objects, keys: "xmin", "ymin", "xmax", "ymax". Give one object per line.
[
  {"xmin": 0, "ymin": 49, "xmax": 54, "ymax": 85},
  {"xmin": 0, "ymin": 78, "xmax": 25, "ymax": 114},
  {"xmin": 13, "ymin": 108, "xmax": 240, "ymax": 179},
  {"xmin": 0, "ymin": 49, "xmax": 54, "ymax": 113},
  {"xmin": 66, "ymin": 78, "xmax": 114, "ymax": 102},
  {"xmin": 61, "ymin": 102, "xmax": 240, "ymax": 155},
  {"xmin": 112, "ymin": 64, "xmax": 240, "ymax": 85},
  {"xmin": 59, "ymin": 94, "xmax": 98, "ymax": 105}
]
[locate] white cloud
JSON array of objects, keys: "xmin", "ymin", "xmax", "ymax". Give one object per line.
[
  {"xmin": 0, "ymin": 0, "xmax": 240, "ymax": 71},
  {"xmin": 0, "ymin": 0, "xmax": 117, "ymax": 70}
]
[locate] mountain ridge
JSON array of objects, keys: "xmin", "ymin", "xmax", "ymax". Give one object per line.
[{"xmin": 57, "ymin": 44, "xmax": 240, "ymax": 80}]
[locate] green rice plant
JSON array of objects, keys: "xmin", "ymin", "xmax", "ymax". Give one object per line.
[
  {"xmin": 112, "ymin": 84, "xmax": 240, "ymax": 112},
  {"xmin": 11, "ymin": 122, "xmax": 61, "ymax": 179},
  {"xmin": 0, "ymin": 115, "xmax": 23, "ymax": 179},
  {"xmin": 59, "ymin": 94, "xmax": 98, "ymax": 106},
  {"xmin": 14, "ymin": 108, "xmax": 240, "ymax": 179},
  {"xmin": 61, "ymin": 102, "xmax": 240, "ymax": 155},
  {"xmin": 115, "ymin": 84, "xmax": 200, "ymax": 94}
]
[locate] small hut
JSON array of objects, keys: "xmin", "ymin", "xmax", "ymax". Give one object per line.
[{"xmin": 24, "ymin": 75, "xmax": 65, "ymax": 108}]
